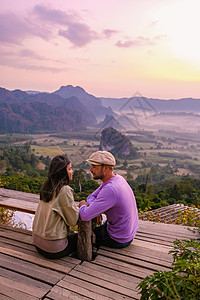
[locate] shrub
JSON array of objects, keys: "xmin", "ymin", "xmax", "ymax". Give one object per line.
[{"xmin": 138, "ymin": 239, "xmax": 200, "ymax": 299}]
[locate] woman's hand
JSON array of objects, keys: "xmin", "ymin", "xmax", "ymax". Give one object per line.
[
  {"xmin": 96, "ymin": 214, "xmax": 102, "ymax": 225},
  {"xmin": 78, "ymin": 200, "xmax": 89, "ymax": 208}
]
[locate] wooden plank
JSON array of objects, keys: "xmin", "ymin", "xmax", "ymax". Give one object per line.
[
  {"xmin": 138, "ymin": 220, "xmax": 198, "ymax": 237},
  {"xmin": 136, "ymin": 232, "xmax": 175, "ymax": 243},
  {"xmin": 45, "ymin": 285, "xmax": 90, "ymax": 300},
  {"xmin": 0, "ymin": 247, "xmax": 72, "ymax": 274},
  {"xmin": 137, "ymin": 229, "xmax": 195, "ymax": 241},
  {"xmin": 60, "ymin": 276, "xmax": 134, "ymax": 300},
  {"xmin": 0, "ymin": 275, "xmax": 49, "ymax": 298},
  {"xmin": 132, "ymin": 239, "xmax": 174, "ymax": 253},
  {"xmin": 0, "ymin": 227, "xmax": 33, "ymax": 243},
  {"xmin": 93, "ymin": 255, "xmax": 153, "ymax": 278},
  {"xmin": 0, "ymin": 241, "xmax": 81, "ymax": 270},
  {"xmin": 69, "ymin": 269, "xmax": 140, "ymax": 299},
  {"xmin": 99, "ymin": 246, "xmax": 173, "ymax": 268},
  {"xmin": 74, "ymin": 264, "xmax": 140, "ymax": 292},
  {"xmin": 58, "ymin": 280, "xmax": 113, "ymax": 300},
  {"xmin": 0, "ymin": 236, "xmax": 37, "ymax": 252},
  {"xmin": 101, "ymin": 243, "xmax": 173, "ymax": 263},
  {"xmin": 0, "ymin": 223, "xmax": 32, "ymax": 235},
  {"xmin": 0, "ymin": 253, "xmax": 64, "ymax": 285},
  {"xmin": 1, "ymin": 267, "xmax": 52, "ymax": 292},
  {"xmin": 0, "ymin": 283, "xmax": 38, "ymax": 300},
  {"xmin": 135, "ymin": 235, "xmax": 174, "ymax": 247},
  {"xmin": 137, "ymin": 227, "xmax": 198, "ymax": 240},
  {"xmin": 98, "ymin": 249, "xmax": 172, "ymax": 272},
  {"xmin": 0, "ymin": 233, "xmax": 81, "ymax": 266},
  {"xmin": 82, "ymin": 261, "xmax": 141, "ymax": 284},
  {"xmin": 0, "ymin": 188, "xmax": 39, "ymax": 202},
  {"xmin": 0, "ymin": 196, "xmax": 38, "ymax": 214},
  {"xmin": 0, "ymin": 294, "xmax": 12, "ymax": 300},
  {"xmin": 0, "ymin": 268, "xmax": 51, "ymax": 296}
]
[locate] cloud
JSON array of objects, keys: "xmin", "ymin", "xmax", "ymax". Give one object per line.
[
  {"xmin": 19, "ymin": 49, "xmax": 43, "ymax": 60},
  {"xmin": 103, "ymin": 29, "xmax": 119, "ymax": 38},
  {"xmin": 33, "ymin": 5, "xmax": 106, "ymax": 47},
  {"xmin": 0, "ymin": 13, "xmax": 31, "ymax": 44},
  {"xmin": 0, "ymin": 5, "xmax": 118, "ymax": 48},
  {"xmin": 116, "ymin": 36, "xmax": 154, "ymax": 48},
  {"xmin": 59, "ymin": 23, "xmax": 99, "ymax": 47},
  {"xmin": 0, "ymin": 12, "xmax": 51, "ymax": 45}
]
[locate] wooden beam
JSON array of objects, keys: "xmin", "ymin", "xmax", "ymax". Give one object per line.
[
  {"xmin": 77, "ymin": 219, "xmax": 92, "ymax": 261},
  {"xmin": 0, "ymin": 196, "xmax": 37, "ymax": 214}
]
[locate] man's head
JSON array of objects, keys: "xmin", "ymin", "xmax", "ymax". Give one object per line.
[{"xmin": 86, "ymin": 151, "xmax": 116, "ymax": 182}]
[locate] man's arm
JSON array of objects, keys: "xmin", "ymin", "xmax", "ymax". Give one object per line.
[
  {"xmin": 86, "ymin": 184, "xmax": 102, "ymax": 205},
  {"xmin": 79, "ymin": 186, "xmax": 116, "ymax": 221},
  {"xmin": 79, "ymin": 200, "xmax": 102, "ymax": 225}
]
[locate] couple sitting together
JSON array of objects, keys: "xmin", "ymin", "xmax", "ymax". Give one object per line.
[{"xmin": 32, "ymin": 151, "xmax": 139, "ymax": 259}]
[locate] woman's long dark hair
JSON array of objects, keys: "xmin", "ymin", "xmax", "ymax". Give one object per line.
[{"xmin": 40, "ymin": 167, "xmax": 69, "ymax": 202}]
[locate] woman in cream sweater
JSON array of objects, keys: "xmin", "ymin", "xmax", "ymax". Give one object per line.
[{"xmin": 32, "ymin": 155, "xmax": 79, "ymax": 259}]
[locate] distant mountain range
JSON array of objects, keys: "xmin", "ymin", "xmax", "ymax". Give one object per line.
[
  {"xmin": 101, "ymin": 96, "xmax": 200, "ymax": 113},
  {"xmin": 0, "ymin": 85, "xmax": 200, "ymax": 134}
]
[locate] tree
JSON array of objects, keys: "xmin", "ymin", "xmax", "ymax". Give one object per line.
[{"xmin": 72, "ymin": 169, "xmax": 87, "ymax": 192}]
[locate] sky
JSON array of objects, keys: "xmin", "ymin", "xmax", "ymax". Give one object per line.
[{"xmin": 0, "ymin": 0, "xmax": 200, "ymax": 99}]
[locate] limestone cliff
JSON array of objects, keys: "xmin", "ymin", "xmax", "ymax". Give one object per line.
[{"xmin": 100, "ymin": 127, "xmax": 139, "ymax": 158}]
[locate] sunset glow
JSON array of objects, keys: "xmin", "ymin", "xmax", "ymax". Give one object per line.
[{"xmin": 0, "ymin": 0, "xmax": 199, "ymax": 99}]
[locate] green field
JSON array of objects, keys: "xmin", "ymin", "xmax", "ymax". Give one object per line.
[{"xmin": 0, "ymin": 126, "xmax": 200, "ymax": 178}]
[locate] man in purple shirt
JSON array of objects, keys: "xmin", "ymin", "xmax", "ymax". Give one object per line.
[{"xmin": 79, "ymin": 151, "xmax": 139, "ymax": 248}]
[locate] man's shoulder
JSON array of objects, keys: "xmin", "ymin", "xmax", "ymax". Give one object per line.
[
  {"xmin": 112, "ymin": 174, "xmax": 126, "ymax": 184},
  {"xmin": 104, "ymin": 175, "xmax": 125, "ymax": 191}
]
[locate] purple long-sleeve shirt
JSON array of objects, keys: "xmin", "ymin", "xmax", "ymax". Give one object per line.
[{"xmin": 79, "ymin": 174, "xmax": 139, "ymax": 243}]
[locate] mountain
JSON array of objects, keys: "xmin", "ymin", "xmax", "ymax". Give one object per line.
[
  {"xmin": 54, "ymin": 85, "xmax": 114, "ymax": 120},
  {"xmin": 0, "ymin": 101, "xmax": 84, "ymax": 133},
  {"xmin": 1, "ymin": 85, "xmax": 200, "ymax": 134},
  {"xmin": 0, "ymin": 88, "xmax": 97, "ymax": 133},
  {"xmin": 101, "ymin": 97, "xmax": 200, "ymax": 113},
  {"xmin": 100, "ymin": 127, "xmax": 139, "ymax": 159}
]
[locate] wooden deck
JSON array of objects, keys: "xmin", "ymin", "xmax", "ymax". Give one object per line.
[{"xmin": 1, "ymin": 219, "xmax": 198, "ymax": 299}]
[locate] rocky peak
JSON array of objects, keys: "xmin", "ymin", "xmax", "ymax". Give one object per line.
[{"xmin": 100, "ymin": 127, "xmax": 139, "ymax": 158}]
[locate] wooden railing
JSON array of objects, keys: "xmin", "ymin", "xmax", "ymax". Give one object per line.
[{"xmin": 0, "ymin": 188, "xmax": 94, "ymax": 261}]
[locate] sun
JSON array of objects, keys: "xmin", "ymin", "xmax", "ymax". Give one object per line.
[{"xmin": 155, "ymin": 0, "xmax": 200, "ymax": 64}]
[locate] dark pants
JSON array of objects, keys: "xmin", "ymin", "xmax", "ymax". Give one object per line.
[
  {"xmin": 94, "ymin": 221, "xmax": 132, "ymax": 249},
  {"xmin": 35, "ymin": 233, "xmax": 78, "ymax": 259}
]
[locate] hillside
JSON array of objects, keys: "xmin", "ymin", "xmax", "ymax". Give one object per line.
[
  {"xmin": 0, "ymin": 87, "xmax": 97, "ymax": 133},
  {"xmin": 0, "ymin": 101, "xmax": 84, "ymax": 133},
  {"xmin": 54, "ymin": 85, "xmax": 114, "ymax": 120}
]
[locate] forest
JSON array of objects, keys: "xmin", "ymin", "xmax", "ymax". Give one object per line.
[{"xmin": 0, "ymin": 143, "xmax": 199, "ymax": 211}]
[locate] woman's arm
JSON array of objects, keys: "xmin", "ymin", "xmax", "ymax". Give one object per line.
[{"xmin": 55, "ymin": 186, "xmax": 79, "ymax": 226}]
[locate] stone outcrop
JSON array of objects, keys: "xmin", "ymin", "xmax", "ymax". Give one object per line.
[{"xmin": 100, "ymin": 127, "xmax": 139, "ymax": 158}]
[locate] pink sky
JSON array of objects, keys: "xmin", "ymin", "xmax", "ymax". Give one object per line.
[{"xmin": 0, "ymin": 0, "xmax": 200, "ymax": 99}]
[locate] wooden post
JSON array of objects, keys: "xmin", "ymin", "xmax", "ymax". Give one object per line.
[{"xmin": 77, "ymin": 219, "xmax": 92, "ymax": 261}]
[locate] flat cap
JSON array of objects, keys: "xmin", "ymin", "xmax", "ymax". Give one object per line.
[{"xmin": 86, "ymin": 151, "xmax": 116, "ymax": 166}]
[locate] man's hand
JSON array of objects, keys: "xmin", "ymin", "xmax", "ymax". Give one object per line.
[{"xmin": 78, "ymin": 200, "xmax": 89, "ymax": 208}]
